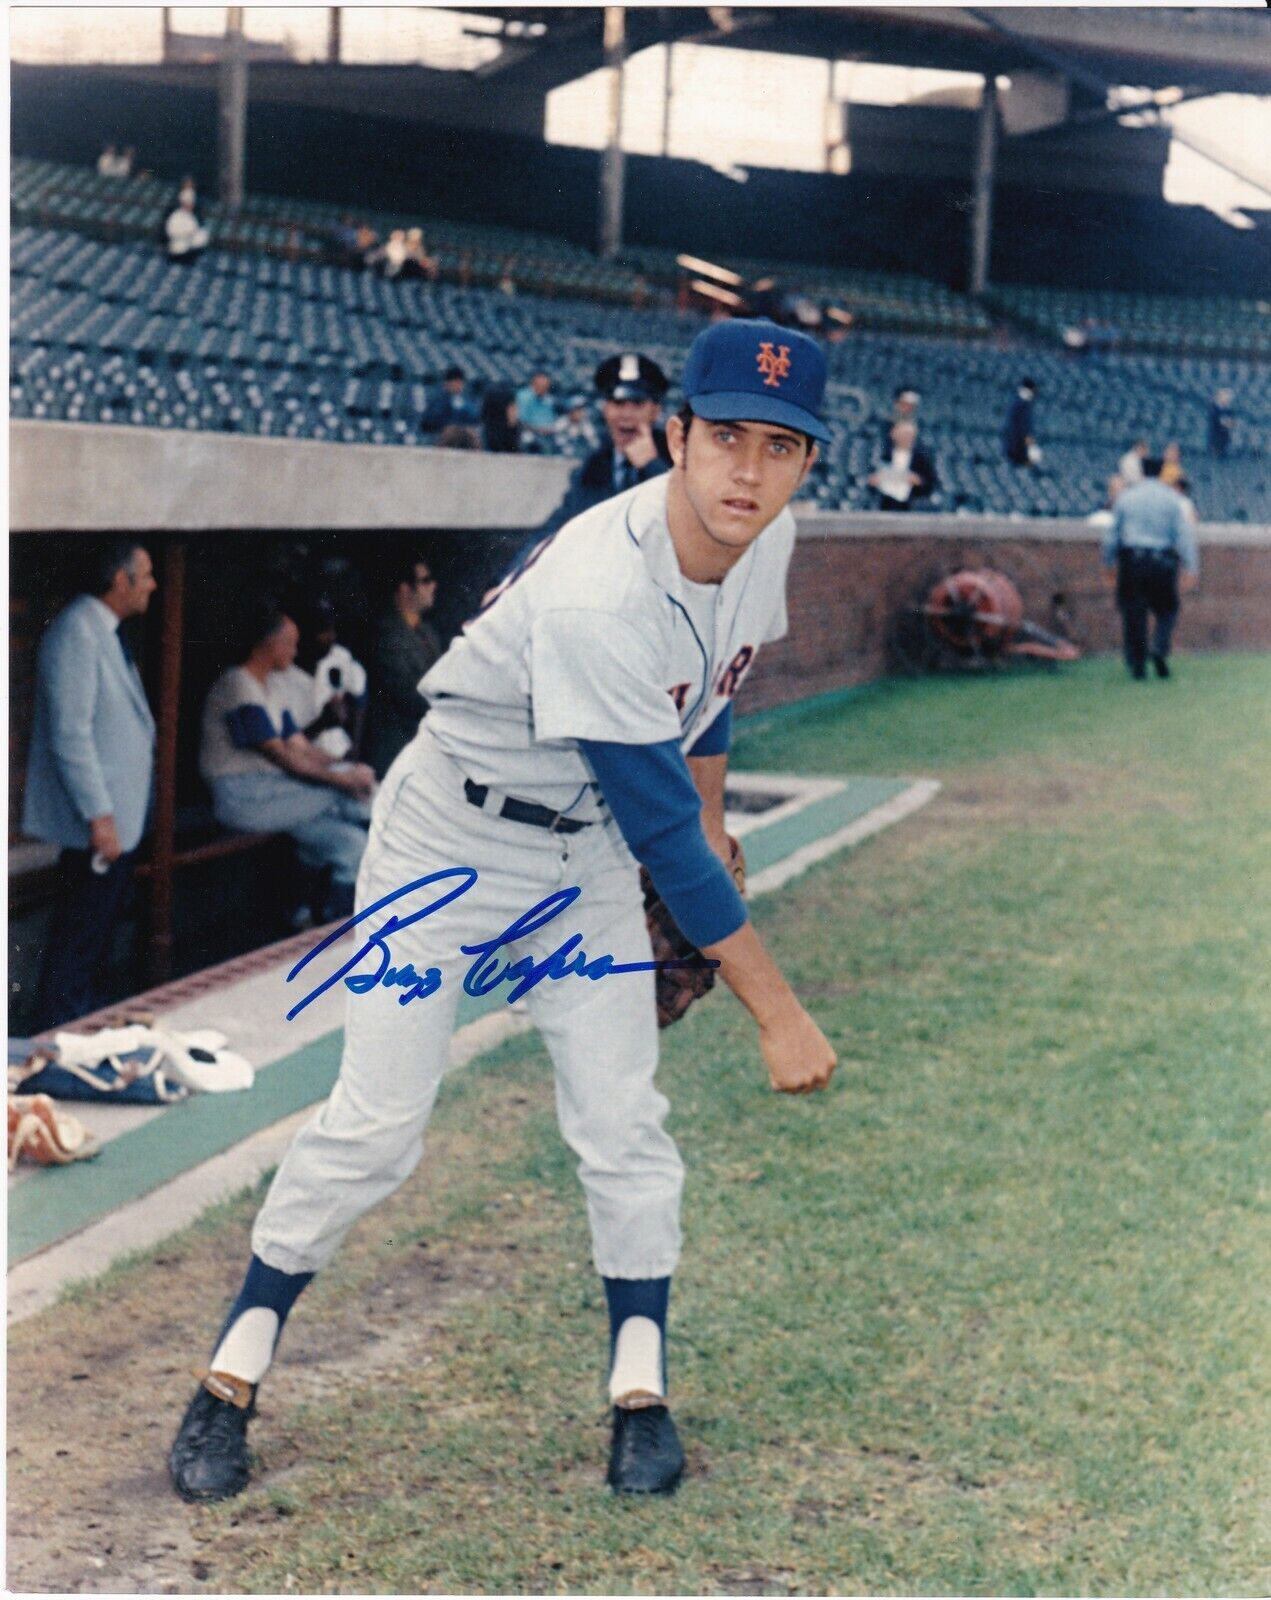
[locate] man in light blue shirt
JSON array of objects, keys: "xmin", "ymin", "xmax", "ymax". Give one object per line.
[
  {"xmin": 1101, "ymin": 457, "xmax": 1199, "ymax": 679},
  {"xmin": 23, "ymin": 540, "xmax": 158, "ymax": 1026},
  {"xmin": 515, "ymin": 369, "xmax": 558, "ymax": 452}
]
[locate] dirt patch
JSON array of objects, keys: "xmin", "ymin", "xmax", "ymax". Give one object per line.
[
  {"xmin": 931, "ymin": 758, "xmax": 1194, "ymax": 828},
  {"xmin": 6, "ymin": 1079, "xmax": 551, "ymax": 1595}
]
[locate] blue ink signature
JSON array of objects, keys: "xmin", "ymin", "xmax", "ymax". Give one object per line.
[{"xmin": 284, "ymin": 868, "xmax": 718, "ymax": 1021}]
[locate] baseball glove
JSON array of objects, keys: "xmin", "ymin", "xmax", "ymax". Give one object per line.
[{"xmin": 640, "ymin": 836, "xmax": 746, "ymax": 1029}]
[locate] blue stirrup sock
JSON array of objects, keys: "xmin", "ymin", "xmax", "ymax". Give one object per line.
[
  {"xmin": 206, "ymin": 1254, "xmax": 314, "ymax": 1389},
  {"xmin": 603, "ymin": 1276, "xmax": 670, "ymax": 1404}
]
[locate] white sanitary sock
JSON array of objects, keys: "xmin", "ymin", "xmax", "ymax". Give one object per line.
[
  {"xmin": 608, "ymin": 1315, "xmax": 665, "ymax": 1407},
  {"xmin": 209, "ymin": 1306, "xmax": 279, "ymax": 1385}
]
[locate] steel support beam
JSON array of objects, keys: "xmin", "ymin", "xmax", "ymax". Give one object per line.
[
  {"xmin": 146, "ymin": 537, "xmax": 185, "ymax": 987},
  {"xmin": 598, "ymin": 7, "xmax": 627, "ymax": 259},
  {"xmin": 969, "ymin": 74, "xmax": 997, "ymax": 298},
  {"xmin": 967, "ymin": 7, "xmax": 1271, "ymax": 199},
  {"xmin": 328, "ymin": 7, "xmax": 341, "ymax": 65},
  {"xmin": 217, "ymin": 7, "xmax": 247, "ymax": 215}
]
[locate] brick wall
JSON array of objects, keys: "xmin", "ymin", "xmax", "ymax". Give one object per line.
[{"xmin": 738, "ymin": 519, "xmax": 1271, "ymax": 714}]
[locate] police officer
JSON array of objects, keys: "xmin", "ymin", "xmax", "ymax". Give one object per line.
[
  {"xmin": 573, "ymin": 353, "xmax": 673, "ymax": 511},
  {"xmin": 1101, "ymin": 456, "xmax": 1199, "ymax": 679},
  {"xmin": 503, "ymin": 353, "xmax": 675, "ymax": 579}
]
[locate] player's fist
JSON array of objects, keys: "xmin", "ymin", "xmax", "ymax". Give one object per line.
[{"xmin": 759, "ymin": 1001, "xmax": 837, "ymax": 1095}]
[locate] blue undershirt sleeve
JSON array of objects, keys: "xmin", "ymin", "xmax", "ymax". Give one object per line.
[
  {"xmin": 579, "ymin": 737, "xmax": 747, "ymax": 951},
  {"xmin": 687, "ymin": 703, "xmax": 733, "ymax": 758}
]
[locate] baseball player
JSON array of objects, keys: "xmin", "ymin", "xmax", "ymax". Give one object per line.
[{"xmin": 169, "ymin": 318, "xmax": 837, "ymax": 1503}]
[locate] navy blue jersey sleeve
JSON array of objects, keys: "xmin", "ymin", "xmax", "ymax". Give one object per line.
[
  {"xmin": 687, "ymin": 703, "xmax": 733, "ymax": 758},
  {"xmin": 579, "ymin": 737, "xmax": 747, "ymax": 950}
]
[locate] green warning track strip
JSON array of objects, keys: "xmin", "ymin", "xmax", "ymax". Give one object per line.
[{"xmin": 9, "ymin": 776, "xmax": 910, "ymax": 1265}]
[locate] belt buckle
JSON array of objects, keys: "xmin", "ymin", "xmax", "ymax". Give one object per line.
[{"xmin": 547, "ymin": 809, "xmax": 570, "ymax": 835}]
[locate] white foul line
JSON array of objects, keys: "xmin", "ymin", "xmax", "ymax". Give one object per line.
[{"xmin": 747, "ymin": 780, "xmax": 942, "ymax": 897}]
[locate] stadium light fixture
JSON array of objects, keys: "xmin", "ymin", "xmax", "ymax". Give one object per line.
[
  {"xmin": 690, "ymin": 280, "xmax": 746, "ymax": 307},
  {"xmin": 677, "ymin": 254, "xmax": 744, "ymax": 286}
]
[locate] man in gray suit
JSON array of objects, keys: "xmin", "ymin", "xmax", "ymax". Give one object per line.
[{"xmin": 23, "ymin": 540, "xmax": 158, "ymax": 1028}]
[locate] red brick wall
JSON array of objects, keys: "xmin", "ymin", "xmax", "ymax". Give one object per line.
[{"xmin": 739, "ymin": 523, "xmax": 1271, "ymax": 714}]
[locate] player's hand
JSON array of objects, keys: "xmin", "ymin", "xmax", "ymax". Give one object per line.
[
  {"xmin": 759, "ymin": 999, "xmax": 837, "ymax": 1094},
  {"xmin": 623, "ymin": 424, "xmax": 659, "ymax": 472},
  {"xmin": 1102, "ymin": 568, "xmax": 1117, "ymax": 589},
  {"xmin": 89, "ymin": 814, "xmax": 123, "ymax": 863},
  {"xmin": 1180, "ymin": 572, "xmax": 1198, "ymax": 594}
]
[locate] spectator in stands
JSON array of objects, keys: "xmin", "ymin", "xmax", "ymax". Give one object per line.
[
  {"xmin": 1101, "ymin": 456, "xmax": 1199, "ymax": 681},
  {"xmin": 880, "ymin": 386, "xmax": 920, "ymax": 448},
  {"xmin": 121, "ymin": 146, "xmax": 136, "ymax": 177},
  {"xmin": 178, "ymin": 174, "xmax": 198, "ymax": 209},
  {"xmin": 438, "ymin": 424, "xmax": 480, "ymax": 450},
  {"xmin": 200, "ymin": 601, "xmax": 376, "ymax": 919},
  {"xmin": 401, "ymin": 228, "xmax": 439, "ymax": 281},
  {"xmin": 364, "ymin": 557, "xmax": 443, "ymax": 779},
  {"xmin": 370, "ymin": 229, "xmax": 415, "ymax": 279},
  {"xmin": 97, "ymin": 143, "xmax": 131, "ymax": 178},
  {"xmin": 516, "ymin": 371, "xmax": 558, "ymax": 452},
  {"xmin": 1118, "ymin": 438, "xmax": 1148, "ymax": 486},
  {"xmin": 1003, "ymin": 378, "xmax": 1038, "ymax": 468},
  {"xmin": 421, "ymin": 366, "xmax": 481, "ymax": 436},
  {"xmin": 1160, "ymin": 440, "xmax": 1184, "ymax": 486},
  {"xmin": 498, "ymin": 258, "xmax": 518, "ymax": 296},
  {"xmin": 165, "ymin": 195, "xmax": 209, "ymax": 263},
  {"xmin": 23, "ymin": 540, "xmax": 158, "ymax": 1030},
  {"xmin": 867, "ymin": 419, "xmax": 939, "ymax": 512},
  {"xmin": 1208, "ymin": 389, "xmax": 1234, "ymax": 459},
  {"xmin": 355, "ymin": 221, "xmax": 379, "ymax": 259},
  {"xmin": 481, "ymin": 386, "xmax": 521, "ymax": 453},
  {"xmin": 554, "ymin": 395, "xmax": 599, "ymax": 459}
]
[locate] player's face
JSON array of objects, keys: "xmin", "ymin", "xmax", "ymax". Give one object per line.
[
  {"xmin": 604, "ymin": 397, "xmax": 659, "ymax": 449},
  {"xmin": 667, "ymin": 415, "xmax": 817, "ymax": 560}
]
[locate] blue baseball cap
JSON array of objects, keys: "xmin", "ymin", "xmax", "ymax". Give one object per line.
[{"xmin": 681, "ymin": 318, "xmax": 831, "ymax": 443}]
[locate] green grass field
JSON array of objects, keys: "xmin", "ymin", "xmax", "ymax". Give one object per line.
[{"xmin": 13, "ymin": 654, "xmax": 1270, "ymax": 1595}]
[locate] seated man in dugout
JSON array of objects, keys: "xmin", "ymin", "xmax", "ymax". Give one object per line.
[{"xmin": 199, "ymin": 599, "xmax": 377, "ymax": 921}]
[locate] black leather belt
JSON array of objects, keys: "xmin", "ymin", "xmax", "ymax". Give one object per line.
[{"xmin": 463, "ymin": 778, "xmax": 592, "ymax": 833}]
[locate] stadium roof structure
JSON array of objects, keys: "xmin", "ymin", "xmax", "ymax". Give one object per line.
[{"xmin": 456, "ymin": 6, "xmax": 1271, "ymax": 98}]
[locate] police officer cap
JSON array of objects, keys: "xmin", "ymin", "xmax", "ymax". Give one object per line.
[{"xmin": 594, "ymin": 352, "xmax": 669, "ymax": 403}]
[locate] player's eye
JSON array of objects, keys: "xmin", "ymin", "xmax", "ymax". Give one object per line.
[
  {"xmin": 714, "ymin": 427, "xmax": 735, "ymax": 444},
  {"xmin": 769, "ymin": 440, "xmax": 791, "ymax": 457}
]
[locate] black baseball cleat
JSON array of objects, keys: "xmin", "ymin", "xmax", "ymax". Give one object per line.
[
  {"xmin": 1152, "ymin": 654, "xmax": 1171, "ymax": 679},
  {"xmin": 607, "ymin": 1403, "xmax": 684, "ymax": 1495},
  {"xmin": 169, "ymin": 1375, "xmax": 256, "ymax": 1503}
]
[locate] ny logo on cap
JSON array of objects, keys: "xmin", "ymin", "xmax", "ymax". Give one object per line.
[{"xmin": 756, "ymin": 341, "xmax": 792, "ymax": 389}]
